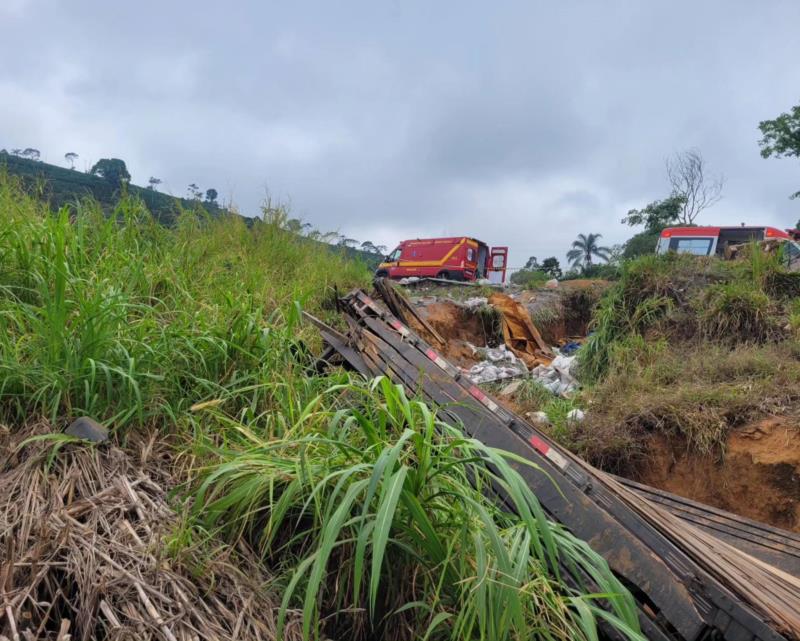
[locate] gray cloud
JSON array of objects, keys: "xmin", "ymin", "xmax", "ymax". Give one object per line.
[{"xmin": 2, "ymin": 0, "xmax": 799, "ymax": 270}]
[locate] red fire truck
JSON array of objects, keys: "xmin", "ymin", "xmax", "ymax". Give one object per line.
[
  {"xmin": 656, "ymin": 225, "xmax": 800, "ymax": 265},
  {"xmin": 376, "ymin": 237, "xmax": 509, "ymax": 283}
]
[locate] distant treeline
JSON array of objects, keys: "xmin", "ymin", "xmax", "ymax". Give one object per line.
[{"xmin": 0, "ymin": 152, "xmax": 383, "ymax": 269}]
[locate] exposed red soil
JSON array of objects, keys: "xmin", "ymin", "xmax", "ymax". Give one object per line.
[
  {"xmin": 637, "ymin": 416, "xmax": 800, "ymax": 532},
  {"xmin": 415, "ymin": 301, "xmax": 490, "ymax": 366}
]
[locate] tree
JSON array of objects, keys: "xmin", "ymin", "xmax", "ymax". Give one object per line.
[
  {"xmin": 759, "ymin": 102, "xmax": 800, "ymax": 199},
  {"xmin": 147, "ymin": 177, "xmax": 162, "ymax": 190},
  {"xmin": 10, "ymin": 149, "xmax": 22, "ymax": 157},
  {"xmin": 666, "ymin": 149, "xmax": 724, "ymax": 223},
  {"xmin": 285, "ymin": 218, "xmax": 304, "ymax": 233},
  {"xmin": 361, "ymin": 241, "xmax": 378, "ymax": 253},
  {"xmin": 621, "ymin": 195, "xmax": 685, "ymax": 232},
  {"xmin": 187, "ymin": 183, "xmax": 201, "ymax": 199},
  {"xmin": 621, "ymin": 195, "xmax": 686, "ymax": 260},
  {"xmin": 64, "ymin": 152, "xmax": 78, "ymax": 169},
  {"xmin": 205, "ymin": 188, "xmax": 218, "ymax": 204},
  {"xmin": 540, "ymin": 257, "xmax": 562, "ymax": 278},
  {"xmin": 622, "ymin": 233, "xmax": 660, "ymax": 260},
  {"xmin": 21, "ymin": 148, "xmax": 40, "ymax": 161},
  {"xmin": 566, "ymin": 233, "xmax": 611, "ymax": 271},
  {"xmin": 90, "ymin": 158, "xmax": 131, "ymax": 189},
  {"xmin": 524, "ymin": 256, "xmax": 539, "ymax": 270},
  {"xmin": 339, "ymin": 237, "xmax": 358, "ymax": 248}
]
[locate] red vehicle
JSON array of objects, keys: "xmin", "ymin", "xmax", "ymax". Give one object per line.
[
  {"xmin": 376, "ymin": 237, "xmax": 509, "ymax": 282},
  {"xmin": 656, "ymin": 225, "xmax": 800, "ymax": 265}
]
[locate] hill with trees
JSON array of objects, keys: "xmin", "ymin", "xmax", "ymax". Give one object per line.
[
  {"xmin": 0, "ymin": 150, "xmax": 384, "ymax": 268},
  {"xmin": 0, "ymin": 151, "xmax": 224, "ymax": 225}
]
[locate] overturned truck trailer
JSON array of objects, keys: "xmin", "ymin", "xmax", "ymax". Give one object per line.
[{"xmin": 308, "ymin": 285, "xmax": 800, "ymax": 641}]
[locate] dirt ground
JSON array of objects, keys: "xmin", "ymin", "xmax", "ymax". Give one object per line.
[
  {"xmin": 638, "ymin": 416, "xmax": 800, "ymax": 532},
  {"xmin": 414, "ymin": 300, "xmax": 494, "ymax": 365},
  {"xmin": 520, "ymin": 281, "xmax": 609, "ymax": 344}
]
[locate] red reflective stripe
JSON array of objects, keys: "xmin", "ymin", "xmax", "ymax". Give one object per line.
[
  {"xmin": 425, "ymin": 348, "xmax": 438, "ymax": 361},
  {"xmin": 528, "ymin": 435, "xmax": 550, "ymax": 456},
  {"xmin": 468, "ymin": 385, "xmax": 485, "ymax": 401}
]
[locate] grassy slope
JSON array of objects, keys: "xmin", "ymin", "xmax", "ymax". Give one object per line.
[
  {"xmin": 509, "ymin": 252, "xmax": 800, "ymax": 473},
  {"xmin": 0, "ymin": 174, "xmax": 642, "ymax": 641},
  {"xmin": 0, "ymin": 171, "xmax": 370, "ymax": 429}
]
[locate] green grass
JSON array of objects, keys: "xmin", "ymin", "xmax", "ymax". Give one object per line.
[
  {"xmin": 569, "ymin": 250, "xmax": 800, "ymax": 470},
  {"xmin": 193, "ymin": 378, "xmax": 643, "ymax": 641},
  {"xmin": 510, "ymin": 269, "xmax": 550, "ymax": 289},
  {"xmin": 578, "ymin": 251, "xmax": 797, "ymax": 381},
  {"xmin": 1, "ymin": 152, "xmax": 222, "ymax": 225},
  {"xmin": 0, "ymin": 172, "xmax": 643, "ymax": 640},
  {"xmin": 499, "ymin": 379, "xmax": 583, "ymax": 446},
  {"xmin": 0, "ymin": 172, "xmax": 369, "ymax": 431}
]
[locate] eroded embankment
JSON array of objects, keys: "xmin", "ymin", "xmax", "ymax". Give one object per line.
[
  {"xmin": 572, "ymin": 253, "xmax": 800, "ymax": 532},
  {"xmin": 415, "ymin": 300, "xmax": 500, "ymax": 365},
  {"xmin": 638, "ymin": 417, "xmax": 800, "ymax": 531}
]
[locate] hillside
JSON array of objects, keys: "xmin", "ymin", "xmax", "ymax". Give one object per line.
[
  {"xmin": 0, "ymin": 152, "xmax": 383, "ymax": 268},
  {"xmin": 0, "ymin": 152, "xmax": 225, "ymax": 225}
]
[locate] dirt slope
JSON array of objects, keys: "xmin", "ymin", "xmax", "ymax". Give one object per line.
[{"xmin": 640, "ymin": 417, "xmax": 800, "ymax": 531}]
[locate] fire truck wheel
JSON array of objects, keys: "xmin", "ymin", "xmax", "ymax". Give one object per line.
[
  {"xmin": 375, "ymin": 270, "xmax": 389, "ymax": 278},
  {"xmin": 436, "ymin": 270, "xmax": 450, "ymax": 280}
]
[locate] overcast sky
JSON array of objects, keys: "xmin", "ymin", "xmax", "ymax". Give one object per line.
[{"xmin": 2, "ymin": 0, "xmax": 799, "ymax": 269}]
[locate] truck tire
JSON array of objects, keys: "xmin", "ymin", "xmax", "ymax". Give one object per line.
[
  {"xmin": 436, "ymin": 270, "xmax": 450, "ymax": 280},
  {"xmin": 375, "ymin": 270, "xmax": 389, "ymax": 278}
]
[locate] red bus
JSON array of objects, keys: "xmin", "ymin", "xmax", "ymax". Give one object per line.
[{"xmin": 376, "ymin": 237, "xmax": 508, "ymax": 282}]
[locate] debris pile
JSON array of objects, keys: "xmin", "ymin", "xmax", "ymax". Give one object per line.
[
  {"xmin": 377, "ymin": 278, "xmax": 585, "ymax": 396},
  {"xmin": 462, "ymin": 344, "xmax": 528, "ymax": 383},
  {"xmin": 529, "ymin": 354, "xmax": 579, "ymax": 396},
  {"xmin": 488, "ymin": 292, "xmax": 554, "ymax": 367},
  {"xmin": 0, "ymin": 423, "xmax": 299, "ymax": 641}
]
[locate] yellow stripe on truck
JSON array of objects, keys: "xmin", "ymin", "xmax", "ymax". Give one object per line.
[{"xmin": 395, "ymin": 238, "xmax": 467, "ymax": 267}]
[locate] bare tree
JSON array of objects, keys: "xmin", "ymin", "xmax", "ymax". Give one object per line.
[{"xmin": 666, "ymin": 149, "xmax": 724, "ymax": 224}]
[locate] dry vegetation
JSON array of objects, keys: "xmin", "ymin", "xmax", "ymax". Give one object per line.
[{"xmin": 0, "ymin": 422, "xmax": 299, "ymax": 641}]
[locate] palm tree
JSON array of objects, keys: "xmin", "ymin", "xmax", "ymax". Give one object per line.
[{"xmin": 567, "ymin": 233, "xmax": 611, "ymax": 271}]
